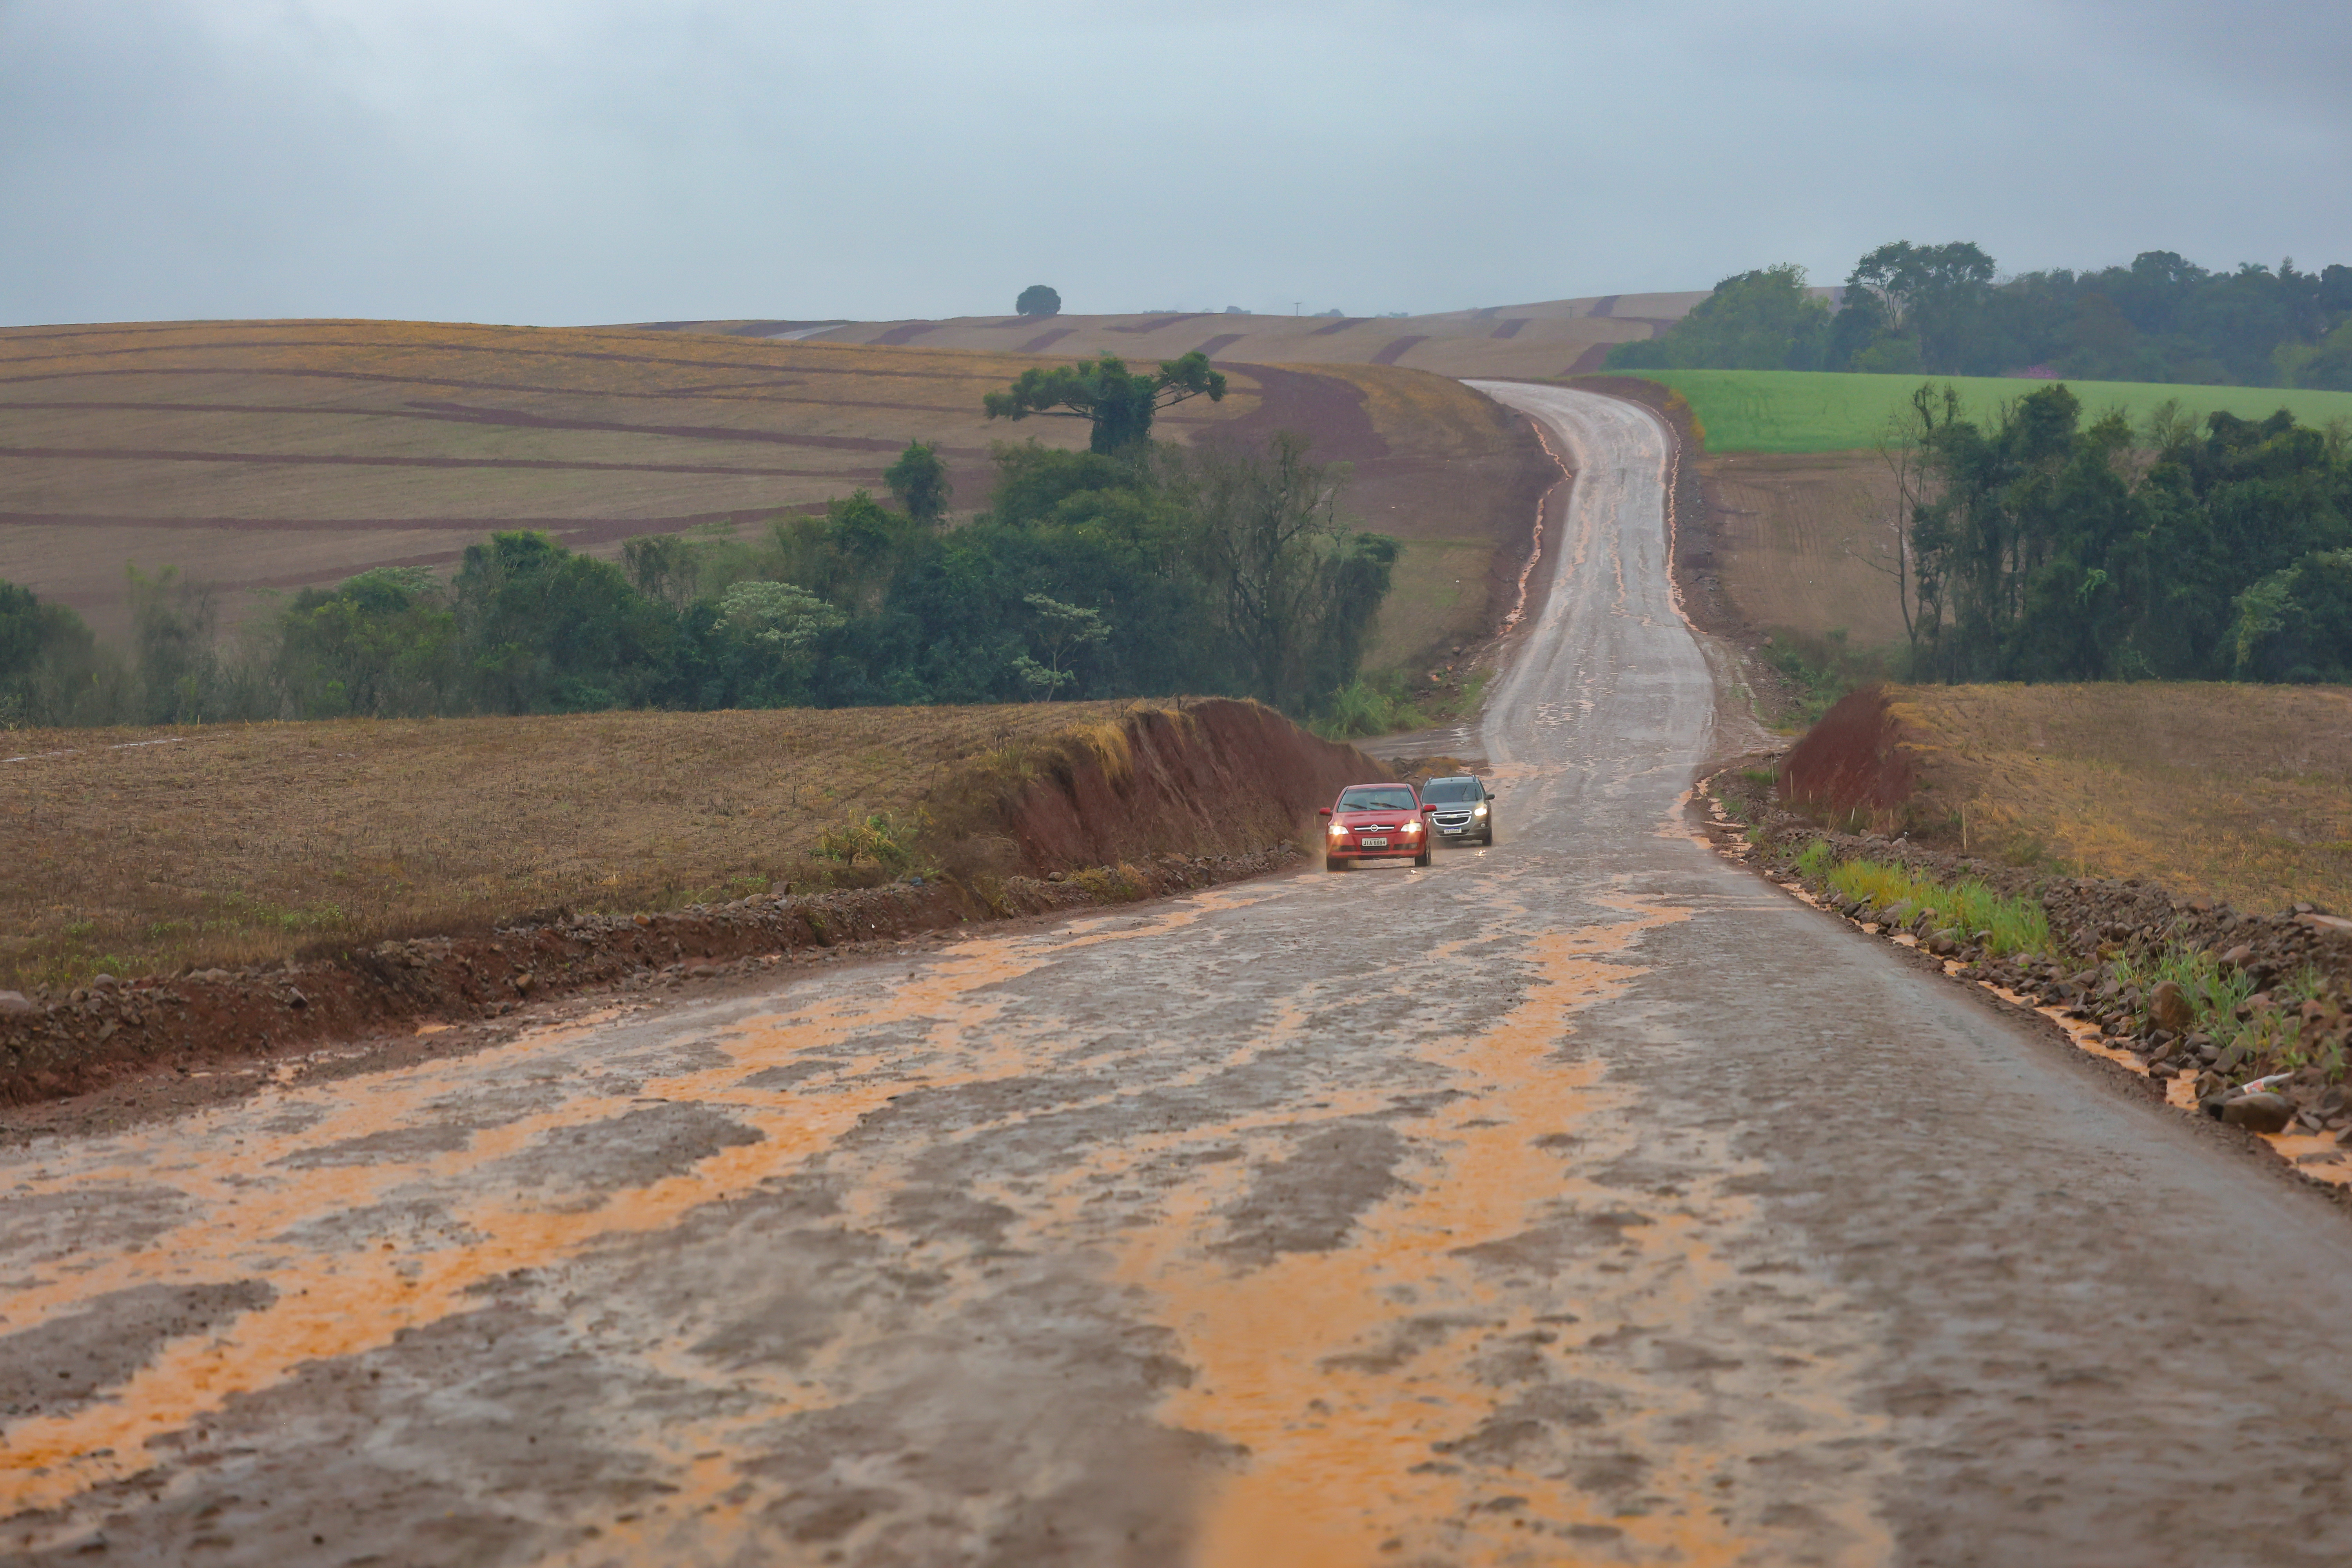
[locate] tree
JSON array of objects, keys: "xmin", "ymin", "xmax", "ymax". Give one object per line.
[
  {"xmin": 1860, "ymin": 382, "xmax": 1962, "ymax": 661},
  {"xmin": 1171, "ymin": 431, "xmax": 1396, "ymax": 710},
  {"xmin": 884, "ymin": 439, "xmax": 953, "ymax": 523},
  {"xmin": 621, "ymin": 533, "xmax": 701, "ymax": 610},
  {"xmin": 1016, "ymin": 285, "xmax": 1062, "ymax": 318},
  {"xmin": 984, "ymin": 352, "xmax": 1227, "ymax": 454},
  {"xmin": 717, "ymin": 580, "xmax": 846, "ymax": 651},
  {"xmin": 0, "ymin": 580, "xmax": 41, "ymax": 682},
  {"xmin": 1013, "ymin": 592, "xmax": 1110, "ymax": 700},
  {"xmin": 1605, "ymin": 264, "xmax": 1829, "ymax": 371},
  {"xmin": 1841, "ymin": 241, "xmax": 1998, "ymax": 374}
]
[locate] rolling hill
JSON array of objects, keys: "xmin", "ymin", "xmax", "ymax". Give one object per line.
[
  {"xmin": 633, "ymin": 289, "xmax": 1717, "ymax": 381},
  {"xmin": 0, "ymin": 319, "xmax": 1551, "ymax": 671}
]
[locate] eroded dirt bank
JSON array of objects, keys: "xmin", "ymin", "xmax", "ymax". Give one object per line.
[{"xmin": 0, "ymin": 700, "xmax": 1369, "ymax": 1110}]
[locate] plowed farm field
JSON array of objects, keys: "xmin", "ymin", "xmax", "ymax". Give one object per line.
[
  {"xmin": 1700, "ymin": 449, "xmax": 1907, "ymax": 646},
  {"xmin": 0, "ymin": 321, "xmax": 1549, "ymax": 669}
]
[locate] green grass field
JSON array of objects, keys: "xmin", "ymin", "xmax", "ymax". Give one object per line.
[{"xmin": 1583, "ymin": 368, "xmax": 2352, "ymax": 453}]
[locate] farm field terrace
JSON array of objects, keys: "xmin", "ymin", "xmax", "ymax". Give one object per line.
[
  {"xmin": 1588, "ymin": 368, "xmax": 2352, "ymax": 454},
  {"xmin": 0, "ymin": 702, "xmax": 1146, "ymax": 992}
]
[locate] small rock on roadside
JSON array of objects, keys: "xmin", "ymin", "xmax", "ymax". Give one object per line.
[
  {"xmin": 2222, "ymin": 1093, "xmax": 2295, "ymax": 1135},
  {"xmin": 0, "ymin": 991, "xmax": 30, "ymax": 1016},
  {"xmin": 2149, "ymin": 979, "xmax": 2194, "ymax": 1034}
]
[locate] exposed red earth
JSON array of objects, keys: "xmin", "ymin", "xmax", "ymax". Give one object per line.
[{"xmin": 1778, "ymin": 683, "xmax": 1918, "ymax": 822}]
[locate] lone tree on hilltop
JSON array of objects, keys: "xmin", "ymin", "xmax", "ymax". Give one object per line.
[
  {"xmin": 883, "ymin": 439, "xmax": 952, "ymax": 523},
  {"xmin": 983, "ymin": 352, "xmax": 1226, "ymax": 454},
  {"xmin": 1016, "ymin": 284, "xmax": 1062, "ymax": 318}
]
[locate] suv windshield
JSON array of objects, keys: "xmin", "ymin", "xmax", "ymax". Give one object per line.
[
  {"xmin": 1420, "ymin": 779, "xmax": 1482, "ymax": 804},
  {"xmin": 1337, "ymin": 787, "xmax": 1417, "ymax": 811}
]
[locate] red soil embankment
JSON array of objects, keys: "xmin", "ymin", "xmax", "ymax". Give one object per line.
[
  {"xmin": 0, "ymin": 700, "xmax": 1371, "ymax": 1109},
  {"xmin": 1000, "ymin": 699, "xmax": 1373, "ymax": 871},
  {"xmin": 1777, "ymin": 684, "xmax": 1916, "ymax": 823}
]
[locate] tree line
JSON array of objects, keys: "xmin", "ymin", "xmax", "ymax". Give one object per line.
[
  {"xmin": 0, "ymin": 354, "xmax": 1399, "ymax": 728},
  {"xmin": 1877, "ymin": 384, "xmax": 2352, "ymax": 683},
  {"xmin": 1609, "ymin": 244, "xmax": 2352, "ymax": 389}
]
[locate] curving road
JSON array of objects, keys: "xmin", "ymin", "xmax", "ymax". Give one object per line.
[{"xmin": 7, "ymin": 387, "xmax": 2352, "ymax": 1566}]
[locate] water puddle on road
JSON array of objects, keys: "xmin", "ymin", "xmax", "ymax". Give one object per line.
[
  {"xmin": 1111, "ymin": 886, "xmax": 1895, "ymax": 1566},
  {"xmin": 0, "ymin": 886, "xmax": 1291, "ymax": 1529}
]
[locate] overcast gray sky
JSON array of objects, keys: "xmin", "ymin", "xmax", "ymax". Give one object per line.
[{"xmin": 4, "ymin": 0, "xmax": 2347, "ymax": 327}]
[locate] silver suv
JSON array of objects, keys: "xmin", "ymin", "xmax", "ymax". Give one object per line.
[{"xmin": 1420, "ymin": 775, "xmax": 1496, "ymax": 846}]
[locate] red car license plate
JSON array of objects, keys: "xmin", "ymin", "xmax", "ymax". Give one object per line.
[{"xmin": 1360, "ymin": 835, "xmax": 1389, "ymax": 848}]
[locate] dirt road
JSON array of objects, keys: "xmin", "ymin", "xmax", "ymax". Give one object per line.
[{"xmin": 8, "ymin": 387, "xmax": 2352, "ymax": 1566}]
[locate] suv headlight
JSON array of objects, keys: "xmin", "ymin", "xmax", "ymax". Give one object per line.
[{"xmin": 1473, "ymin": 803, "xmax": 1488, "ymax": 817}]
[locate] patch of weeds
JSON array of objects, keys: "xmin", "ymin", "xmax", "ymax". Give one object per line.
[
  {"xmin": 2111, "ymin": 947, "xmax": 2339, "ymax": 1079},
  {"xmin": 2113, "ymin": 945, "xmax": 2252, "ymax": 1036},
  {"xmin": 62, "ymin": 919, "xmax": 95, "ymax": 940},
  {"xmin": 1819, "ymin": 855, "xmax": 2055, "ymax": 956},
  {"xmin": 813, "ymin": 812, "xmax": 918, "ymax": 873},
  {"xmin": 1311, "ymin": 674, "xmax": 1430, "ymax": 740},
  {"xmin": 1067, "ymin": 864, "xmax": 1146, "ymax": 902},
  {"xmin": 1791, "ymin": 839, "xmax": 1834, "ymax": 880},
  {"xmin": 1739, "ymin": 766, "xmax": 1776, "ymax": 788}
]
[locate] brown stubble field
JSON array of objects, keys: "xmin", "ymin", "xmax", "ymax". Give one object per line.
[
  {"xmin": 647, "ymin": 289, "xmax": 1715, "ymax": 381},
  {"xmin": 1699, "ymin": 449, "xmax": 1909, "ymax": 648},
  {"xmin": 0, "ymin": 319, "xmax": 1544, "ymax": 671},
  {"xmin": 1889, "ymin": 683, "xmax": 2352, "ymax": 914},
  {"xmin": 0, "ymin": 702, "xmax": 1153, "ymax": 991}
]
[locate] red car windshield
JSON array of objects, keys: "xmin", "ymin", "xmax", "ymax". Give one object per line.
[{"xmin": 1336, "ymin": 787, "xmax": 1417, "ymax": 811}]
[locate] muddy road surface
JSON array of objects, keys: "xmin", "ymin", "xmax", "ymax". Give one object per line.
[{"xmin": 9, "ymin": 387, "xmax": 2352, "ymax": 1566}]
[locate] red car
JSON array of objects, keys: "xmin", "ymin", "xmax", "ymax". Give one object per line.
[{"xmin": 1319, "ymin": 782, "xmax": 1435, "ymax": 870}]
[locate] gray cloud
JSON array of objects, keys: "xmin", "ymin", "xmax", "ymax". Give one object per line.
[{"xmin": 2, "ymin": 0, "xmax": 2346, "ymax": 327}]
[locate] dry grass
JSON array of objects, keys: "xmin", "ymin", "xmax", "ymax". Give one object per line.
[
  {"xmin": 1701, "ymin": 450, "xmax": 1908, "ymax": 647},
  {"xmin": 1890, "ymin": 683, "xmax": 2352, "ymax": 914},
  {"xmin": 0, "ymin": 701, "xmax": 1149, "ymax": 990}
]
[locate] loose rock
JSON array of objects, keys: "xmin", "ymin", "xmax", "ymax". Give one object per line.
[
  {"xmin": 2149, "ymin": 980, "xmax": 2194, "ymax": 1034},
  {"xmin": 2222, "ymin": 1093, "xmax": 2295, "ymax": 1135}
]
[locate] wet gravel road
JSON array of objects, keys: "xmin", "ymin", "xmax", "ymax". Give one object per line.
[{"xmin": 8, "ymin": 385, "xmax": 2352, "ymax": 1566}]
